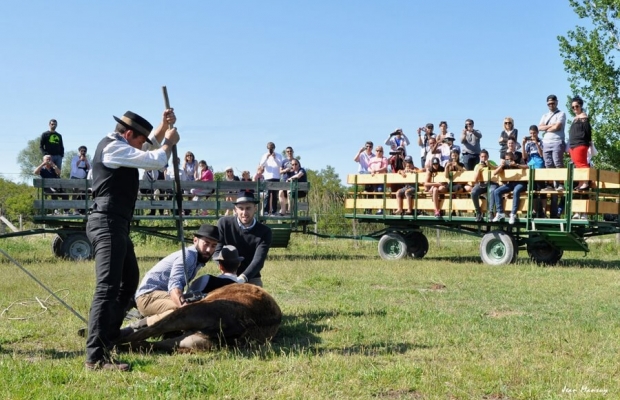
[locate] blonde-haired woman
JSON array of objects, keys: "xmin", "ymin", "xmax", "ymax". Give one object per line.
[
  {"xmin": 183, "ymin": 151, "xmax": 198, "ymax": 181},
  {"xmin": 498, "ymin": 117, "xmax": 518, "ymax": 159}
]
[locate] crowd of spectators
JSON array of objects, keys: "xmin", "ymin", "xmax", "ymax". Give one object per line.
[{"xmin": 352, "ymin": 94, "xmax": 595, "ymax": 222}]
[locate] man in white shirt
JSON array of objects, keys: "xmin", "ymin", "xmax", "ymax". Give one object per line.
[{"xmin": 258, "ymin": 141, "xmax": 283, "ymax": 215}]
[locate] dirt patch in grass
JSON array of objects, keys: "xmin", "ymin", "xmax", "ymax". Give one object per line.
[{"xmin": 374, "ymin": 388, "xmax": 423, "ymax": 399}]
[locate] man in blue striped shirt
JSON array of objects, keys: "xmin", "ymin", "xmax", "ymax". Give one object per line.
[{"xmin": 134, "ymin": 224, "xmax": 219, "ymax": 326}]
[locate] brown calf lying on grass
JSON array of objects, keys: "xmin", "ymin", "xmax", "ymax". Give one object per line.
[{"xmin": 119, "ymin": 284, "xmax": 282, "ymax": 352}]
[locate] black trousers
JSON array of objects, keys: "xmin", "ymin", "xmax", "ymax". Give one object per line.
[
  {"xmin": 264, "ymin": 178, "xmax": 280, "ymax": 214},
  {"xmin": 85, "ymin": 213, "xmax": 139, "ymax": 362}
]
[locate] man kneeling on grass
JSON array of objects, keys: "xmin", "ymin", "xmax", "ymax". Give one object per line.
[{"xmin": 121, "ymin": 243, "xmax": 242, "ymax": 336}]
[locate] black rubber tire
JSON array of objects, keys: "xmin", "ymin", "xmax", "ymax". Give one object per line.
[
  {"xmin": 480, "ymin": 230, "xmax": 515, "ymax": 266},
  {"xmin": 61, "ymin": 233, "xmax": 93, "ymax": 261},
  {"xmin": 378, "ymin": 233, "xmax": 408, "ymax": 260},
  {"xmin": 51, "ymin": 235, "xmax": 64, "ymax": 258},
  {"xmin": 405, "ymin": 232, "xmax": 429, "ymax": 259},
  {"xmin": 527, "ymin": 243, "xmax": 563, "ymax": 266}
]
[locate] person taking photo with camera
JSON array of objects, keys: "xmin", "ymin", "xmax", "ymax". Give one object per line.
[{"xmin": 491, "ymin": 142, "xmax": 528, "ymax": 224}]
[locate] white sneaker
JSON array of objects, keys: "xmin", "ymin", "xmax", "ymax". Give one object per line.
[
  {"xmin": 572, "ymin": 213, "xmax": 581, "ymax": 219},
  {"xmin": 509, "ymin": 213, "xmax": 516, "ymax": 224},
  {"xmin": 556, "ymin": 184, "xmax": 565, "ymax": 191},
  {"xmin": 492, "ymin": 212, "xmax": 506, "ymax": 222}
]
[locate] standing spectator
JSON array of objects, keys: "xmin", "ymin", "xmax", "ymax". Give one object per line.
[
  {"xmin": 279, "ymin": 146, "xmax": 296, "ymax": 211},
  {"xmin": 215, "ymin": 191, "xmax": 273, "ymax": 287},
  {"xmin": 460, "ymin": 119, "xmax": 482, "ymax": 170},
  {"xmin": 568, "ymin": 95, "xmax": 592, "ymax": 192},
  {"xmin": 70, "ymin": 146, "xmax": 90, "ymax": 214},
  {"xmin": 280, "ymin": 159, "xmax": 307, "ymax": 215},
  {"xmin": 538, "ymin": 94, "xmax": 567, "ymax": 192},
  {"xmin": 385, "ymin": 128, "xmax": 410, "ymax": 152},
  {"xmin": 522, "ymin": 126, "xmax": 546, "ymax": 217},
  {"xmin": 417, "ymin": 123, "xmax": 435, "ymax": 167},
  {"xmin": 368, "ymin": 145, "xmax": 388, "ymax": 215},
  {"xmin": 223, "ymin": 167, "xmax": 240, "ymax": 216},
  {"xmin": 259, "ymin": 142, "xmax": 283, "ymax": 215},
  {"xmin": 354, "ymin": 141, "xmax": 375, "ymax": 173},
  {"xmin": 498, "ymin": 117, "xmax": 519, "ymax": 159},
  {"xmin": 470, "ymin": 150, "xmax": 497, "ymax": 222},
  {"xmin": 491, "ymin": 151, "xmax": 528, "ymax": 224},
  {"xmin": 183, "ymin": 151, "xmax": 198, "ymax": 181},
  {"xmin": 423, "ymin": 136, "xmax": 442, "ymax": 170},
  {"xmin": 40, "ymin": 119, "xmax": 65, "ymax": 171},
  {"xmin": 84, "ymin": 109, "xmax": 179, "ymax": 371},
  {"xmin": 437, "ymin": 121, "xmax": 451, "ymax": 143}
]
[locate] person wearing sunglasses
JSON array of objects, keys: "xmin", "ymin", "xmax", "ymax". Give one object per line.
[
  {"xmin": 498, "ymin": 117, "xmax": 519, "ymax": 159},
  {"xmin": 538, "ymin": 94, "xmax": 567, "ymax": 192},
  {"xmin": 568, "ymin": 95, "xmax": 592, "ymax": 194},
  {"xmin": 279, "ymin": 160, "xmax": 307, "ymax": 215}
]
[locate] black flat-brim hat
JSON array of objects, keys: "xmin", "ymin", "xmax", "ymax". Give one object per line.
[
  {"xmin": 193, "ymin": 224, "xmax": 219, "ymax": 241},
  {"xmin": 233, "ymin": 190, "xmax": 260, "ymax": 205},
  {"xmin": 113, "ymin": 111, "xmax": 154, "ymax": 145},
  {"xmin": 213, "ymin": 245, "xmax": 244, "ymax": 262}
]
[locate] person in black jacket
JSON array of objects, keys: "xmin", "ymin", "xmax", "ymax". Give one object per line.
[{"xmin": 215, "ymin": 191, "xmax": 273, "ymax": 287}]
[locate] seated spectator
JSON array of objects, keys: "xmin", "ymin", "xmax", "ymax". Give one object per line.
[
  {"xmin": 439, "ymin": 132, "xmax": 461, "ymax": 167},
  {"xmin": 498, "ymin": 117, "xmax": 519, "ymax": 159},
  {"xmin": 443, "ymin": 149, "xmax": 465, "ymax": 194},
  {"xmin": 241, "ymin": 170, "xmax": 254, "ymax": 193},
  {"xmin": 183, "ymin": 151, "xmax": 198, "ymax": 181},
  {"xmin": 394, "ymin": 155, "xmax": 421, "ymax": 215},
  {"xmin": 223, "ymin": 167, "xmax": 240, "ymax": 216},
  {"xmin": 424, "ymin": 157, "xmax": 447, "ymax": 218},
  {"xmin": 140, "ymin": 168, "xmax": 161, "ymax": 216},
  {"xmin": 165, "ymin": 157, "xmax": 188, "ymax": 215},
  {"xmin": 388, "ymin": 146, "xmax": 406, "ymax": 173},
  {"xmin": 253, "ymin": 165, "xmax": 265, "ymax": 182},
  {"xmin": 191, "ymin": 160, "xmax": 214, "ymax": 199},
  {"xmin": 491, "ymin": 151, "xmax": 528, "ymax": 224},
  {"xmin": 470, "ymin": 149, "xmax": 498, "ymax": 222},
  {"xmin": 279, "ymin": 160, "xmax": 307, "ymax": 215},
  {"xmin": 385, "ymin": 128, "xmax": 410, "ymax": 153},
  {"xmin": 34, "ymin": 155, "xmax": 66, "ymax": 214}
]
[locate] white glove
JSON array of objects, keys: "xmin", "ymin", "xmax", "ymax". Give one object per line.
[{"xmin": 236, "ymin": 274, "xmax": 248, "ymax": 284}]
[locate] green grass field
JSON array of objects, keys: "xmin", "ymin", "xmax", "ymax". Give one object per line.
[{"xmin": 0, "ymin": 232, "xmax": 618, "ymax": 399}]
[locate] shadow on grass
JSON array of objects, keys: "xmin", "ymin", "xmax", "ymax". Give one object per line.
[
  {"xmin": 555, "ymin": 258, "xmax": 620, "ymax": 270},
  {"xmin": 267, "ymin": 253, "xmax": 373, "ymax": 261}
]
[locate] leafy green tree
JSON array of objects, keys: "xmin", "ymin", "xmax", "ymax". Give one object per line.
[
  {"xmin": 306, "ymin": 165, "xmax": 349, "ymax": 235},
  {"xmin": 558, "ymin": 0, "xmax": 620, "ymax": 170},
  {"xmin": 0, "ymin": 178, "xmax": 36, "ymax": 221}
]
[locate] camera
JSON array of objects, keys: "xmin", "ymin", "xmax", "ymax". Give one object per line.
[
  {"xmin": 390, "ymin": 129, "xmax": 402, "ymax": 136},
  {"xmin": 480, "ymin": 161, "xmax": 487, "ymax": 167},
  {"xmin": 389, "ymin": 151, "xmax": 400, "ymax": 155},
  {"xmin": 503, "ymin": 160, "xmax": 511, "ymax": 167},
  {"xmin": 524, "ymin": 136, "xmax": 531, "ymax": 142}
]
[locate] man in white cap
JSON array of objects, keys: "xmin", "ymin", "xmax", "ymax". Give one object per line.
[
  {"xmin": 215, "ymin": 190, "xmax": 273, "ymax": 286},
  {"xmin": 439, "ymin": 132, "xmax": 461, "ymax": 167}
]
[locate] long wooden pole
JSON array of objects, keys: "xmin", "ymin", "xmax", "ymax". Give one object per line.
[{"xmin": 162, "ymin": 86, "xmax": 189, "ymax": 290}]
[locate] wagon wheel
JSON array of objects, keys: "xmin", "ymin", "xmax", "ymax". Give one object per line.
[
  {"xmin": 527, "ymin": 243, "xmax": 563, "ymax": 266},
  {"xmin": 479, "ymin": 230, "xmax": 515, "ymax": 266},
  {"xmin": 405, "ymin": 231, "xmax": 429, "ymax": 259},
  {"xmin": 378, "ymin": 233, "xmax": 408, "ymax": 260},
  {"xmin": 61, "ymin": 233, "xmax": 93, "ymax": 261},
  {"xmin": 51, "ymin": 235, "xmax": 64, "ymax": 258}
]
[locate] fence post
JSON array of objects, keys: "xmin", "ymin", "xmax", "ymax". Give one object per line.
[
  {"xmin": 313, "ymin": 213, "xmax": 318, "ymax": 245},
  {"xmin": 19, "ymin": 214, "xmax": 23, "ymax": 231},
  {"xmin": 352, "ymin": 219, "xmax": 358, "ymax": 248}
]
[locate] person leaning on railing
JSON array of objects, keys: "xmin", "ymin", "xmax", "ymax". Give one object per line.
[{"xmin": 34, "ymin": 154, "xmax": 68, "ymax": 214}]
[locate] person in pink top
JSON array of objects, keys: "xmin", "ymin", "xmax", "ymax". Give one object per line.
[{"xmin": 190, "ymin": 160, "xmax": 214, "ymax": 200}]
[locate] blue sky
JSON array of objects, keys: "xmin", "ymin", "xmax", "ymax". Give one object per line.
[{"xmin": 2, "ymin": 1, "xmax": 584, "ymax": 184}]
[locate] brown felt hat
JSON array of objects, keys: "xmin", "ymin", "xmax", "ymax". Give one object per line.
[{"xmin": 113, "ymin": 111, "xmax": 153, "ymax": 144}]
